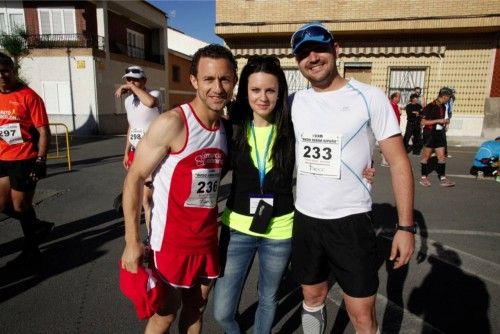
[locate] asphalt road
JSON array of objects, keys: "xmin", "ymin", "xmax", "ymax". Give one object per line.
[{"xmin": 0, "ymin": 136, "xmax": 498, "ymax": 334}]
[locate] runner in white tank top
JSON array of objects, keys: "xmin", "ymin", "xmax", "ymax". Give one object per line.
[
  {"xmin": 115, "ymin": 65, "xmax": 161, "ymax": 237},
  {"xmin": 120, "ymin": 45, "xmax": 238, "ymax": 333}
]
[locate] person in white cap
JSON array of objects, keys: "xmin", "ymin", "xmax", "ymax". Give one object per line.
[
  {"xmin": 289, "ymin": 22, "xmax": 415, "ymax": 334},
  {"xmin": 115, "ymin": 65, "xmax": 161, "ymax": 237}
]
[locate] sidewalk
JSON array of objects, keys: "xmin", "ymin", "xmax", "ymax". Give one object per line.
[{"xmin": 447, "ymin": 135, "xmax": 490, "ymax": 147}]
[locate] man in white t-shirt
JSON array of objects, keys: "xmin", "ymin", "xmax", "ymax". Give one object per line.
[
  {"xmin": 289, "ymin": 22, "xmax": 415, "ymax": 334},
  {"xmin": 115, "ymin": 65, "xmax": 161, "ymax": 236}
]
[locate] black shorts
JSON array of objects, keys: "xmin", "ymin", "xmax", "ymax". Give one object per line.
[
  {"xmin": 0, "ymin": 159, "xmax": 37, "ymax": 192},
  {"xmin": 470, "ymin": 165, "xmax": 497, "ymax": 176},
  {"xmin": 291, "ymin": 210, "xmax": 379, "ymax": 298},
  {"xmin": 423, "ymin": 129, "xmax": 446, "ymax": 149}
]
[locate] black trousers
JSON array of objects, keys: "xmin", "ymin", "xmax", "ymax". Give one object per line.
[{"xmin": 403, "ymin": 121, "xmax": 422, "ymax": 154}]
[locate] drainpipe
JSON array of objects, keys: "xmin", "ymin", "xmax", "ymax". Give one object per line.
[
  {"xmin": 66, "ymin": 48, "xmax": 76, "ymax": 133},
  {"xmin": 92, "ymin": 56, "xmax": 100, "ymax": 134}
]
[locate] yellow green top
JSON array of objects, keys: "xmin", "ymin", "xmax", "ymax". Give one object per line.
[{"xmin": 221, "ymin": 124, "xmax": 293, "ymax": 239}]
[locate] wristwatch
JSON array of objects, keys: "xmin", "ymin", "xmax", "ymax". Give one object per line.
[{"xmin": 396, "ymin": 224, "xmax": 417, "ymax": 234}]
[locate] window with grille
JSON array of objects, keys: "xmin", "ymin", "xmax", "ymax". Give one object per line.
[
  {"xmin": 0, "ymin": 14, "xmax": 6, "ymax": 33},
  {"xmin": 38, "ymin": 8, "xmax": 76, "ymax": 36},
  {"xmin": 284, "ymin": 68, "xmax": 310, "ymax": 94},
  {"xmin": 388, "ymin": 67, "xmax": 427, "ymax": 106},
  {"xmin": 127, "ymin": 29, "xmax": 145, "ymax": 59}
]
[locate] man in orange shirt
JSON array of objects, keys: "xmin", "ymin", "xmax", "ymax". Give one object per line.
[{"xmin": 0, "ymin": 52, "xmax": 53, "ymax": 267}]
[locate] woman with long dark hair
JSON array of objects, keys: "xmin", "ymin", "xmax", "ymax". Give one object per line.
[{"xmin": 213, "ymin": 55, "xmax": 295, "ymax": 334}]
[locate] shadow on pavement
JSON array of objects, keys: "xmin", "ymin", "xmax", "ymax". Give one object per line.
[
  {"xmin": 408, "ymin": 242, "xmax": 491, "ymax": 334},
  {"xmin": 371, "ymin": 203, "xmax": 430, "ymax": 334},
  {"xmin": 48, "ymin": 154, "xmax": 124, "ymax": 170},
  {"xmin": 0, "ymin": 209, "xmax": 123, "ymax": 303},
  {"xmin": 322, "ymin": 203, "xmax": 431, "ymax": 334},
  {"xmin": 50, "ymin": 135, "xmax": 119, "ymax": 150},
  {"xmin": 371, "ymin": 203, "xmax": 491, "ymax": 334}
]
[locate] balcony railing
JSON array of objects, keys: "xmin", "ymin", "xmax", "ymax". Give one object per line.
[
  {"xmin": 110, "ymin": 41, "xmax": 164, "ymax": 65},
  {"xmin": 0, "ymin": 33, "xmax": 164, "ymax": 65},
  {"xmin": 0, "ymin": 33, "xmax": 105, "ymax": 50}
]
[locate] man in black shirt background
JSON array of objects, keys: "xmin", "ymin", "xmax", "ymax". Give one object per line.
[
  {"xmin": 403, "ymin": 93, "xmax": 423, "ymax": 155},
  {"xmin": 419, "ymin": 88, "xmax": 455, "ymax": 187}
]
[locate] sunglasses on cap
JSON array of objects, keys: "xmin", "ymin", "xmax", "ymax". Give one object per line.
[
  {"xmin": 246, "ymin": 55, "xmax": 281, "ymax": 66},
  {"xmin": 125, "ymin": 68, "xmax": 143, "ymax": 74},
  {"xmin": 291, "ymin": 24, "xmax": 334, "ymax": 55}
]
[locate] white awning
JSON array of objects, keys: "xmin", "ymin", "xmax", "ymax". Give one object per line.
[
  {"xmin": 340, "ymin": 44, "xmax": 446, "ymax": 56},
  {"xmin": 231, "ymin": 42, "xmax": 446, "ymax": 57}
]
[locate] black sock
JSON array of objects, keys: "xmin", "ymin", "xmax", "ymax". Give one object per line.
[
  {"xmin": 421, "ymin": 163, "xmax": 428, "ymax": 177},
  {"xmin": 437, "ymin": 163, "xmax": 446, "ymax": 179},
  {"xmin": 19, "ymin": 208, "xmax": 40, "ymax": 250}
]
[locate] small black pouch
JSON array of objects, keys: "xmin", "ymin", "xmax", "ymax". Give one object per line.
[{"xmin": 249, "ymin": 200, "xmax": 273, "ymax": 234}]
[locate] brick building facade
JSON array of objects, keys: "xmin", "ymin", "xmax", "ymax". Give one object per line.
[{"xmin": 216, "ymin": 0, "xmax": 500, "ymax": 138}]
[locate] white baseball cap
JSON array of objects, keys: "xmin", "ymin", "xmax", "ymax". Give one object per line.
[{"xmin": 123, "ymin": 65, "xmax": 146, "ymax": 79}]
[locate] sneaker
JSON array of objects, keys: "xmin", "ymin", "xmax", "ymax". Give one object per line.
[
  {"xmin": 439, "ymin": 177, "xmax": 455, "ymax": 187},
  {"xmin": 419, "ymin": 177, "xmax": 431, "ymax": 187}
]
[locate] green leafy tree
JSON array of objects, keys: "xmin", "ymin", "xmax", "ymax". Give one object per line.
[
  {"xmin": 0, "ymin": 28, "xmax": 29, "ymax": 83},
  {"xmin": 0, "ymin": 27, "xmax": 29, "ymax": 74}
]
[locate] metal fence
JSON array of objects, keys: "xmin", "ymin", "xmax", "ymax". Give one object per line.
[
  {"xmin": 1, "ymin": 33, "xmax": 164, "ymax": 64},
  {"xmin": 109, "ymin": 41, "xmax": 164, "ymax": 64},
  {"xmin": 0, "ymin": 33, "xmax": 105, "ymax": 51}
]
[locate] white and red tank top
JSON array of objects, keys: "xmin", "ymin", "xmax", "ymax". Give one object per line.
[
  {"xmin": 150, "ymin": 103, "xmax": 227, "ymax": 253},
  {"xmin": 125, "ymin": 90, "xmax": 161, "ymax": 148}
]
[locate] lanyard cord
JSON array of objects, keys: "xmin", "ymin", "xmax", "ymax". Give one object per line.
[{"xmin": 251, "ymin": 122, "xmax": 274, "ymax": 194}]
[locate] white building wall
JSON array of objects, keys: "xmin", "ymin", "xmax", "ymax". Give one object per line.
[
  {"xmin": 18, "ymin": 54, "xmax": 168, "ymax": 135},
  {"xmin": 168, "ymin": 28, "xmax": 208, "ymax": 56},
  {"xmin": 19, "ymin": 55, "xmax": 99, "ymax": 135},
  {"xmin": 95, "ymin": 59, "xmax": 168, "ymax": 135}
]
